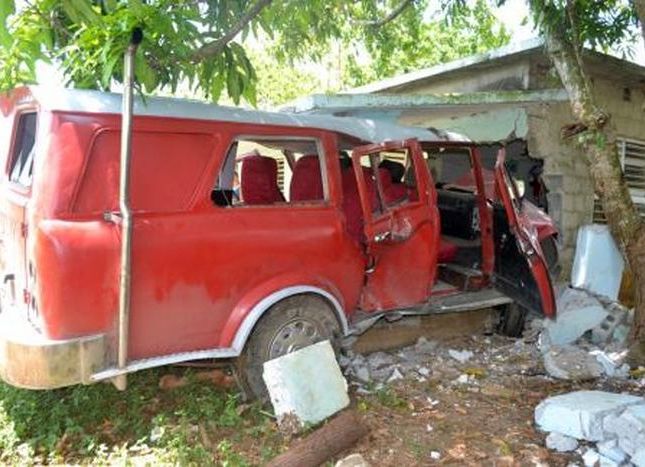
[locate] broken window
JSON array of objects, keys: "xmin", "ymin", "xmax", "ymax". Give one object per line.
[
  {"xmin": 213, "ymin": 137, "xmax": 327, "ymax": 207},
  {"xmin": 594, "ymin": 138, "xmax": 645, "ymax": 223},
  {"xmin": 8, "ymin": 112, "xmax": 37, "ymax": 187}
]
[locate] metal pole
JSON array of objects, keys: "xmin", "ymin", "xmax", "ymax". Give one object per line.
[{"xmin": 114, "ymin": 28, "xmax": 143, "ymax": 391}]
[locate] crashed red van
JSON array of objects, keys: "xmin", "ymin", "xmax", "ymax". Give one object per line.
[{"xmin": 0, "ymin": 86, "xmax": 557, "ymax": 397}]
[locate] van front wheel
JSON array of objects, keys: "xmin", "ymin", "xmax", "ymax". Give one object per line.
[{"xmin": 236, "ymin": 294, "xmax": 341, "ymax": 401}]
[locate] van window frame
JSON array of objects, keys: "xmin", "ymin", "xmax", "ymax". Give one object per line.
[
  {"xmin": 6, "ymin": 111, "xmax": 38, "ymax": 190},
  {"xmin": 214, "ymin": 134, "xmax": 330, "ymax": 208}
]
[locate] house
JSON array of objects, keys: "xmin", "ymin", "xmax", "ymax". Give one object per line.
[{"xmin": 285, "ymin": 38, "xmax": 645, "ymax": 272}]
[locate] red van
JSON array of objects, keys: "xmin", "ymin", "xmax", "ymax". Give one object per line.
[{"xmin": 0, "ymin": 86, "xmax": 557, "ymax": 397}]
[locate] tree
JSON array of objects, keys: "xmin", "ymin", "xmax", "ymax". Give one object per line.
[
  {"xmin": 0, "ymin": 0, "xmax": 508, "ymax": 105},
  {"xmin": 524, "ymin": 0, "xmax": 645, "ymax": 361}
]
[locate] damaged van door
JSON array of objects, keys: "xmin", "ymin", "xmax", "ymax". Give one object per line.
[
  {"xmin": 351, "ymin": 139, "xmax": 439, "ymax": 312},
  {"xmin": 493, "ymin": 148, "xmax": 556, "ymax": 318}
]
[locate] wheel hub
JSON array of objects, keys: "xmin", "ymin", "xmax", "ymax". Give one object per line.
[{"xmin": 268, "ymin": 318, "xmax": 322, "ymax": 359}]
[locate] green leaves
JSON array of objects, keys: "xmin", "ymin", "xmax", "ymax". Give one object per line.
[{"xmin": 0, "ymin": 0, "xmax": 15, "ymax": 48}]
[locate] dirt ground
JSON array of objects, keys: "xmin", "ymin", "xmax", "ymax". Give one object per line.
[{"xmin": 249, "ymin": 328, "xmax": 643, "ymax": 467}]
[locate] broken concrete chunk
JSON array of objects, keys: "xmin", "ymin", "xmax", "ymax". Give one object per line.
[
  {"xmin": 263, "ymin": 340, "xmax": 350, "ymax": 429},
  {"xmin": 632, "ymin": 448, "xmax": 645, "ymax": 467},
  {"xmin": 414, "ymin": 337, "xmax": 438, "ymax": 355},
  {"xmin": 590, "ymin": 350, "xmax": 629, "ymax": 378},
  {"xmin": 546, "ymin": 432, "xmax": 579, "ymax": 452},
  {"xmin": 596, "ymin": 439, "xmax": 628, "ymax": 465},
  {"xmin": 581, "ymin": 448, "xmax": 600, "ymax": 467},
  {"xmin": 571, "ymin": 225, "xmax": 624, "ymax": 301},
  {"xmin": 543, "ymin": 345, "xmax": 603, "ymax": 380},
  {"xmin": 335, "ymin": 453, "xmax": 370, "ymax": 467},
  {"xmin": 534, "ymin": 390, "xmax": 644, "ymax": 441},
  {"xmin": 448, "ymin": 349, "xmax": 474, "ymax": 364},
  {"xmin": 386, "ymin": 368, "xmax": 403, "ymax": 383},
  {"xmin": 543, "ymin": 288, "xmax": 608, "ymax": 346},
  {"xmin": 604, "ymin": 404, "xmax": 645, "ymax": 456}
]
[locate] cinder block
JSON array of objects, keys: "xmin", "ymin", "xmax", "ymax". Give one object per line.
[
  {"xmin": 534, "ymin": 390, "xmax": 644, "ymax": 441},
  {"xmin": 263, "ymin": 340, "xmax": 350, "ymax": 428}
]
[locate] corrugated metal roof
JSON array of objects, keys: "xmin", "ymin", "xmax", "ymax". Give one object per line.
[{"xmin": 24, "ymin": 86, "xmax": 467, "ymax": 144}]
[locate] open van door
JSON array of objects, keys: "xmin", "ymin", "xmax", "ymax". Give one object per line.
[
  {"xmin": 493, "ymin": 148, "xmax": 556, "ymax": 318},
  {"xmin": 351, "ymin": 139, "xmax": 440, "ymax": 312}
]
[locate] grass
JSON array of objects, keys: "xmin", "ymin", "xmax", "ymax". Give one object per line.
[{"xmin": 0, "ymin": 368, "xmax": 278, "ymax": 465}]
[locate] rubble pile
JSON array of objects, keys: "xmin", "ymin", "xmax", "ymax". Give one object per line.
[
  {"xmin": 340, "ymin": 334, "xmax": 545, "ymax": 393},
  {"xmin": 538, "ymin": 287, "xmax": 633, "ymax": 381},
  {"xmin": 535, "ymin": 390, "xmax": 645, "ymax": 466}
]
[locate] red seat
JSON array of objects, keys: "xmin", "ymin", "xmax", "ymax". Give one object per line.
[
  {"xmin": 438, "ymin": 238, "xmax": 458, "ymax": 263},
  {"xmin": 290, "ymin": 155, "xmax": 323, "ymax": 202},
  {"xmin": 341, "ymin": 168, "xmax": 364, "ymax": 243},
  {"xmin": 240, "ymin": 155, "xmax": 285, "ymax": 205}
]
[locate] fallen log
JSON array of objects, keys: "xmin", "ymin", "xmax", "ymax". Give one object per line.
[{"xmin": 266, "ymin": 410, "xmax": 369, "ymax": 467}]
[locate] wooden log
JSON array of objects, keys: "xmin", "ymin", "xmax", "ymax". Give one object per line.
[{"xmin": 267, "ymin": 410, "xmax": 369, "ymax": 467}]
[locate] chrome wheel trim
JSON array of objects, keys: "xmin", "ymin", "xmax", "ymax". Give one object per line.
[{"xmin": 268, "ymin": 318, "xmax": 323, "ymax": 360}]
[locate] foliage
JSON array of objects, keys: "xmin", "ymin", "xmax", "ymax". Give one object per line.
[
  {"xmin": 526, "ymin": 0, "xmax": 639, "ymax": 55},
  {"xmin": 343, "ymin": 0, "xmax": 510, "ymax": 87},
  {"xmin": 0, "ymin": 368, "xmax": 275, "ymax": 465},
  {"xmin": 0, "ymin": 0, "xmax": 509, "ymax": 106}
]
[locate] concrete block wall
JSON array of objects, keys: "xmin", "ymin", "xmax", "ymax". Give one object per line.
[{"xmin": 526, "ymin": 101, "xmax": 594, "ymax": 274}]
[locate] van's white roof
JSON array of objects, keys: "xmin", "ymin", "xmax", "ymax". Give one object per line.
[{"xmin": 27, "ymin": 86, "xmax": 467, "ymax": 144}]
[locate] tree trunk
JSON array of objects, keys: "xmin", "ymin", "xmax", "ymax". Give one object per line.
[
  {"xmin": 542, "ymin": 24, "xmax": 645, "ymax": 361},
  {"xmin": 266, "ymin": 410, "xmax": 369, "ymax": 467}
]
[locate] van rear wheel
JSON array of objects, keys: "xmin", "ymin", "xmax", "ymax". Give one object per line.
[
  {"xmin": 497, "ymin": 302, "xmax": 528, "ymax": 338},
  {"xmin": 236, "ymin": 294, "xmax": 341, "ymax": 401}
]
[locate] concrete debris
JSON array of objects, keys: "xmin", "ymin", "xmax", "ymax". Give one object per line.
[
  {"xmin": 543, "ymin": 345, "xmax": 604, "ymax": 380},
  {"xmin": 546, "ymin": 432, "xmax": 579, "ymax": 452},
  {"xmin": 535, "ymin": 390, "xmax": 643, "ymax": 441},
  {"xmin": 537, "ymin": 286, "xmax": 634, "ymax": 382},
  {"xmin": 590, "ymin": 350, "xmax": 630, "ymax": 378},
  {"xmin": 571, "ymin": 224, "xmax": 624, "ymax": 301},
  {"xmin": 538, "ymin": 390, "xmax": 645, "ymax": 466},
  {"xmin": 263, "ymin": 340, "xmax": 349, "ymax": 430},
  {"xmin": 633, "ymin": 449, "xmax": 645, "ymax": 467},
  {"xmin": 448, "ymin": 349, "xmax": 474, "ymax": 364},
  {"xmin": 604, "ymin": 404, "xmax": 645, "ymax": 456},
  {"xmin": 581, "ymin": 448, "xmax": 601, "ymax": 467},
  {"xmin": 387, "ymin": 368, "xmax": 404, "ymax": 383},
  {"xmin": 596, "ymin": 439, "xmax": 629, "ymax": 465},
  {"xmin": 334, "ymin": 453, "xmax": 370, "ymax": 467},
  {"xmin": 543, "ymin": 288, "xmax": 608, "ymax": 346}
]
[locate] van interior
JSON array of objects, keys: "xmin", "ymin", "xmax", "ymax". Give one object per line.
[{"xmin": 212, "ymin": 139, "xmax": 494, "ymax": 295}]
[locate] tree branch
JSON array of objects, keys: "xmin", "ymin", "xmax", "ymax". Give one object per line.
[
  {"xmin": 357, "ymin": 0, "xmax": 414, "ymax": 27},
  {"xmin": 194, "ymin": 0, "xmax": 272, "ymax": 60},
  {"xmin": 634, "ymin": 0, "xmax": 645, "ymax": 48}
]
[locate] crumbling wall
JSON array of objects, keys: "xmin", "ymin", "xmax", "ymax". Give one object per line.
[{"xmin": 526, "ymin": 101, "xmax": 593, "ymax": 273}]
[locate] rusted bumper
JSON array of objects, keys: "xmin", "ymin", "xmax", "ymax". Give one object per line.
[{"xmin": 0, "ymin": 310, "xmax": 109, "ymax": 389}]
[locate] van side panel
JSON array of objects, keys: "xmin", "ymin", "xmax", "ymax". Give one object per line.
[
  {"xmin": 29, "ymin": 113, "xmax": 120, "ymax": 339},
  {"xmin": 29, "ymin": 113, "xmax": 366, "ymax": 358}
]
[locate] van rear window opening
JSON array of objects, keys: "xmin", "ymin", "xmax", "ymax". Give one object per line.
[{"xmin": 9, "ymin": 113, "xmax": 37, "ymax": 186}]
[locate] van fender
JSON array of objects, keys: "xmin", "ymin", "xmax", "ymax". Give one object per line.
[{"xmin": 222, "ymin": 283, "xmax": 349, "ymax": 354}]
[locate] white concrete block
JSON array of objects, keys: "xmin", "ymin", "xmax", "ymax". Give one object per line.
[
  {"xmin": 632, "ymin": 447, "xmax": 645, "ymax": 467},
  {"xmin": 546, "ymin": 432, "xmax": 578, "ymax": 452},
  {"xmin": 571, "ymin": 225, "xmax": 624, "ymax": 300},
  {"xmin": 544, "ymin": 288, "xmax": 608, "ymax": 346},
  {"xmin": 263, "ymin": 340, "xmax": 349, "ymax": 428},
  {"xmin": 605, "ymin": 404, "xmax": 645, "ymax": 456},
  {"xmin": 534, "ymin": 391, "xmax": 644, "ymax": 441},
  {"xmin": 596, "ymin": 439, "xmax": 628, "ymax": 465}
]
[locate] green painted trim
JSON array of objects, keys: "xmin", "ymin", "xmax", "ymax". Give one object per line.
[{"xmin": 285, "ymin": 89, "xmax": 569, "ymax": 113}]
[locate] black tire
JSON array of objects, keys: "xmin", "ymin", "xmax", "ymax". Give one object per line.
[
  {"xmin": 236, "ymin": 294, "xmax": 341, "ymax": 401},
  {"xmin": 497, "ymin": 302, "xmax": 528, "ymax": 338}
]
